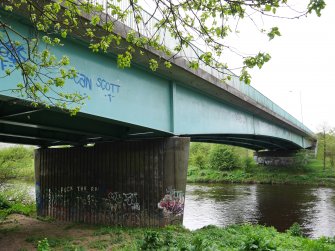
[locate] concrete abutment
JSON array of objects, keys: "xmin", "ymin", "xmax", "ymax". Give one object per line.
[
  {"xmin": 254, "ymin": 150, "xmax": 297, "ymax": 166},
  {"xmin": 34, "ymin": 137, "xmax": 190, "ymax": 227}
]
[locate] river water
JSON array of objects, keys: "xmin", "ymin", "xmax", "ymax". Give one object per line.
[{"xmin": 183, "ymin": 183, "xmax": 335, "ymax": 238}]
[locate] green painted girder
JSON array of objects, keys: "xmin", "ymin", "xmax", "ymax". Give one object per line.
[
  {"xmin": 0, "ymin": 14, "xmax": 315, "ymax": 150},
  {"xmin": 190, "ymin": 134, "xmax": 301, "ymax": 151}
]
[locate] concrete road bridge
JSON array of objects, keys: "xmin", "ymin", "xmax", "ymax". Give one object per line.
[{"xmin": 0, "ymin": 1, "xmax": 316, "ymax": 227}]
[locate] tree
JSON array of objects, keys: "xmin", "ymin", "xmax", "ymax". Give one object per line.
[
  {"xmin": 327, "ymin": 131, "xmax": 335, "ymax": 169},
  {"xmin": 0, "ymin": 0, "xmax": 326, "ymax": 113},
  {"xmin": 316, "ymin": 122, "xmax": 335, "ymax": 170}
]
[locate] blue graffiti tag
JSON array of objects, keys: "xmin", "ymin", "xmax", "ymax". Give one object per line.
[
  {"xmin": 72, "ymin": 74, "xmax": 121, "ymax": 102},
  {"xmin": 73, "ymin": 73, "xmax": 93, "ymax": 90},
  {"xmin": 96, "ymin": 77, "xmax": 120, "ymax": 93},
  {"xmin": 96, "ymin": 77, "xmax": 120, "ymax": 102},
  {"xmin": 0, "ymin": 41, "xmax": 120, "ymax": 103},
  {"xmin": 0, "ymin": 42, "xmax": 27, "ymax": 71}
]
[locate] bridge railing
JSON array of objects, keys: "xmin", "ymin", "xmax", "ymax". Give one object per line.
[{"xmin": 91, "ymin": 0, "xmax": 313, "ymax": 136}]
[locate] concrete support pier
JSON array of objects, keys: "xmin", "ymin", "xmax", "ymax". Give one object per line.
[
  {"xmin": 34, "ymin": 137, "xmax": 190, "ymax": 227},
  {"xmin": 254, "ymin": 150, "xmax": 297, "ymax": 166}
]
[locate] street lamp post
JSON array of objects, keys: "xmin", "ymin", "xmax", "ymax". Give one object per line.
[{"xmin": 289, "ymin": 90, "xmax": 304, "ymax": 124}]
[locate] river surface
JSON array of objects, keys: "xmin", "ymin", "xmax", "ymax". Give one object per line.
[{"xmin": 183, "ymin": 183, "xmax": 335, "ymax": 238}]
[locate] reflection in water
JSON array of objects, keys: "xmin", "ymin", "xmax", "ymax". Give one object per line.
[
  {"xmin": 183, "ymin": 184, "xmax": 259, "ymax": 230},
  {"xmin": 183, "ymin": 184, "xmax": 335, "ymax": 238},
  {"xmin": 304, "ymin": 188, "xmax": 335, "ymax": 237},
  {"xmin": 256, "ymin": 185, "xmax": 316, "ymax": 232}
]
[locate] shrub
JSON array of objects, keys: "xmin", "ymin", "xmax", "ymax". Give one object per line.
[
  {"xmin": 242, "ymin": 156, "xmax": 256, "ymax": 170},
  {"xmin": 140, "ymin": 231, "xmax": 163, "ymax": 250},
  {"xmin": 37, "ymin": 238, "xmax": 50, "ymax": 251},
  {"xmin": 294, "ymin": 150, "xmax": 312, "ymax": 169},
  {"xmin": 189, "ymin": 143, "xmax": 211, "ymax": 169},
  {"xmin": 0, "ymin": 146, "xmax": 34, "ymax": 180},
  {"xmin": 208, "ymin": 145, "xmax": 240, "ymax": 171},
  {"xmin": 286, "ymin": 222, "xmax": 303, "ymax": 237}
]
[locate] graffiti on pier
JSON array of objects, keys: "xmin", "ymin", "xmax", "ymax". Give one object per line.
[
  {"xmin": 158, "ymin": 187, "xmax": 185, "ymax": 217},
  {"xmin": 108, "ymin": 192, "xmax": 140, "ymax": 211},
  {"xmin": 43, "ymin": 185, "xmax": 141, "ymax": 224},
  {"xmin": 123, "ymin": 193, "xmax": 141, "ymax": 211}
]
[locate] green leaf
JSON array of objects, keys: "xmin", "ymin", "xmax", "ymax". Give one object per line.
[
  {"xmin": 149, "ymin": 59, "xmax": 158, "ymax": 71},
  {"xmin": 267, "ymin": 27, "xmax": 281, "ymax": 41},
  {"xmin": 308, "ymin": 0, "xmax": 326, "ymax": 17}
]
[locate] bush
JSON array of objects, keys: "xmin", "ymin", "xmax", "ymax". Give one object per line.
[
  {"xmin": 0, "ymin": 146, "xmax": 34, "ymax": 180},
  {"xmin": 140, "ymin": 231, "xmax": 164, "ymax": 250},
  {"xmin": 208, "ymin": 145, "xmax": 240, "ymax": 171},
  {"xmin": 294, "ymin": 150, "xmax": 312, "ymax": 169},
  {"xmin": 242, "ymin": 156, "xmax": 256, "ymax": 170},
  {"xmin": 286, "ymin": 222, "xmax": 303, "ymax": 237},
  {"xmin": 189, "ymin": 143, "xmax": 211, "ymax": 169},
  {"xmin": 37, "ymin": 238, "xmax": 50, "ymax": 251}
]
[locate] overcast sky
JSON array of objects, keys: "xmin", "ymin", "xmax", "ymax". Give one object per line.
[{"xmin": 239, "ymin": 0, "xmax": 334, "ymax": 132}]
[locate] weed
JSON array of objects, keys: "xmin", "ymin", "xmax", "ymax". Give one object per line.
[
  {"xmin": 26, "ymin": 236, "xmax": 73, "ymax": 248},
  {"xmin": 63, "ymin": 245, "xmax": 86, "ymax": 251},
  {"xmin": 286, "ymin": 222, "xmax": 303, "ymax": 237},
  {"xmin": 37, "ymin": 238, "xmax": 50, "ymax": 251},
  {"xmin": 88, "ymin": 239, "xmax": 109, "ymax": 250},
  {"xmin": 140, "ymin": 231, "xmax": 164, "ymax": 250}
]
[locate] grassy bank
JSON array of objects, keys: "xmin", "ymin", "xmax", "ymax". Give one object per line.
[
  {"xmin": 1, "ymin": 214, "xmax": 335, "ymax": 250},
  {"xmin": 187, "ymin": 159, "xmax": 335, "ymax": 185}
]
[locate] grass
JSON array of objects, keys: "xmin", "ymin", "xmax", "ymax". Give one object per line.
[
  {"xmin": 19, "ymin": 224, "xmax": 335, "ymax": 251},
  {"xmin": 187, "ymin": 159, "xmax": 335, "ymax": 186}
]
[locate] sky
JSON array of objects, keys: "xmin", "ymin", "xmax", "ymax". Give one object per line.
[{"xmin": 235, "ymin": 0, "xmax": 335, "ymax": 132}]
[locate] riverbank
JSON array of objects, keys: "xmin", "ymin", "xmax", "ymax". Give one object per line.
[
  {"xmin": 1, "ymin": 214, "xmax": 335, "ymax": 250},
  {"xmin": 187, "ymin": 159, "xmax": 335, "ymax": 186}
]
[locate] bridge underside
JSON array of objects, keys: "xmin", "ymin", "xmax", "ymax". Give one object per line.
[
  {"xmin": 0, "ymin": 97, "xmax": 304, "ymax": 151},
  {"xmin": 189, "ymin": 134, "xmax": 303, "ymax": 151},
  {"xmin": 0, "ymin": 97, "xmax": 171, "ymax": 147}
]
